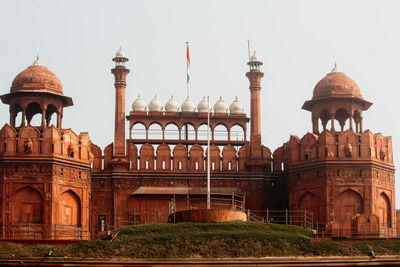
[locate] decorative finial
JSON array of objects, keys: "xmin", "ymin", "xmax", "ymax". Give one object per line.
[
  {"xmin": 32, "ymin": 55, "xmax": 43, "ymax": 67},
  {"xmin": 331, "ymin": 62, "xmax": 339, "ymax": 73}
]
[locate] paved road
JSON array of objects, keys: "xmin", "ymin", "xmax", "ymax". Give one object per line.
[{"xmin": 1, "ymin": 256, "xmax": 400, "ymax": 266}]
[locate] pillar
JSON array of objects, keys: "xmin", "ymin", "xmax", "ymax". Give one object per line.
[
  {"xmin": 111, "ymin": 65, "xmax": 130, "ymax": 156},
  {"xmin": 330, "ymin": 113, "xmax": 335, "ymax": 131},
  {"xmin": 41, "ymin": 107, "xmax": 46, "ymax": 128},
  {"xmin": 312, "ymin": 113, "xmax": 319, "ymax": 134},
  {"xmin": 246, "ymin": 69, "xmax": 264, "ymax": 158},
  {"xmin": 21, "ymin": 110, "xmax": 26, "ymax": 127}
]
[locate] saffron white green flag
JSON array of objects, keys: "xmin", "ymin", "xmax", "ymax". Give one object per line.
[{"xmin": 186, "ymin": 43, "xmax": 190, "ymax": 84}]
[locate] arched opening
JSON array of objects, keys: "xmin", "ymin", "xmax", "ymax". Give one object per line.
[
  {"xmin": 214, "ymin": 124, "xmax": 228, "ymax": 141},
  {"xmin": 230, "ymin": 124, "xmax": 245, "ymax": 141},
  {"xmin": 319, "ymin": 110, "xmax": 330, "ymax": 131},
  {"xmin": 131, "ymin": 122, "xmax": 146, "ymax": 140},
  {"xmin": 59, "ymin": 190, "xmax": 81, "ymax": 226},
  {"xmin": 26, "ymin": 102, "xmax": 42, "ymax": 126},
  {"xmin": 377, "ymin": 192, "xmax": 391, "ymax": 227},
  {"xmin": 12, "ymin": 104, "xmax": 23, "ymax": 127},
  {"xmin": 181, "ymin": 123, "xmax": 195, "ymax": 140},
  {"xmin": 353, "ymin": 110, "xmax": 362, "ymax": 133},
  {"xmin": 335, "ymin": 108, "xmax": 350, "ymax": 132},
  {"xmin": 12, "ymin": 186, "xmax": 43, "ymax": 223},
  {"xmin": 198, "ymin": 124, "xmax": 212, "ymax": 140},
  {"xmin": 299, "ymin": 192, "xmax": 321, "ymax": 223},
  {"xmin": 148, "ymin": 123, "xmax": 163, "ymax": 139},
  {"xmin": 45, "ymin": 104, "xmax": 58, "ymax": 126},
  {"xmin": 335, "ymin": 189, "xmax": 363, "ymax": 223},
  {"xmin": 164, "ymin": 123, "xmax": 179, "ymax": 140}
]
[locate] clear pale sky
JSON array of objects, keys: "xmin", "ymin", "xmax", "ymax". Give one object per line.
[{"xmin": 0, "ymin": 0, "xmax": 399, "ymax": 207}]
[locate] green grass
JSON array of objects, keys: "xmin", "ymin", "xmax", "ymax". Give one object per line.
[{"xmin": 0, "ymin": 222, "xmax": 400, "ymax": 258}]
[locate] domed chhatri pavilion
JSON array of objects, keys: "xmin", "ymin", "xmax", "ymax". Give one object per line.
[{"xmin": 0, "ymin": 49, "xmax": 396, "ymax": 240}]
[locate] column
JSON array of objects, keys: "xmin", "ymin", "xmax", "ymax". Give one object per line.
[
  {"xmin": 41, "ymin": 108, "xmax": 46, "ymax": 128},
  {"xmin": 21, "ymin": 110, "xmax": 26, "ymax": 127},
  {"xmin": 349, "ymin": 114, "xmax": 353, "ymax": 131},
  {"xmin": 330, "ymin": 113, "xmax": 335, "ymax": 131}
]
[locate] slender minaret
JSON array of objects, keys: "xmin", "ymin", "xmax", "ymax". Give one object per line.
[
  {"xmin": 246, "ymin": 51, "xmax": 264, "ymax": 158},
  {"xmin": 111, "ymin": 47, "xmax": 130, "ymax": 157}
]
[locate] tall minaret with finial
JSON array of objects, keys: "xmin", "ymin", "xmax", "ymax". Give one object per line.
[
  {"xmin": 111, "ymin": 47, "xmax": 130, "ymax": 161},
  {"xmin": 246, "ymin": 51, "xmax": 264, "ymax": 160}
]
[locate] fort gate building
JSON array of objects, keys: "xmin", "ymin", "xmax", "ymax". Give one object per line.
[{"xmin": 0, "ymin": 49, "xmax": 396, "ymax": 239}]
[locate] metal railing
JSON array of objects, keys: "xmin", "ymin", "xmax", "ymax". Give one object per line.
[{"xmin": 0, "ymin": 223, "xmax": 91, "ymax": 240}]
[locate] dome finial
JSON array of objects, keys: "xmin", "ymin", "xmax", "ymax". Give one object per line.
[
  {"xmin": 331, "ymin": 62, "xmax": 339, "ymax": 73},
  {"xmin": 32, "ymin": 55, "xmax": 43, "ymax": 67}
]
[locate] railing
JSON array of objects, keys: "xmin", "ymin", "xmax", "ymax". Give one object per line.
[
  {"xmin": 0, "ymin": 223, "xmax": 91, "ymax": 240},
  {"xmin": 314, "ymin": 221, "xmax": 397, "ymax": 239}
]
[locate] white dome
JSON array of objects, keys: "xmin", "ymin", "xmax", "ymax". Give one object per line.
[
  {"xmin": 116, "ymin": 47, "xmax": 125, "ymax": 58},
  {"xmin": 132, "ymin": 94, "xmax": 146, "ymax": 112},
  {"xmin": 181, "ymin": 97, "xmax": 196, "ymax": 113},
  {"xmin": 165, "ymin": 95, "xmax": 179, "ymax": 112},
  {"xmin": 148, "ymin": 94, "xmax": 163, "ymax": 112},
  {"xmin": 250, "ymin": 51, "xmax": 259, "ymax": 62},
  {"xmin": 197, "ymin": 96, "xmax": 211, "ymax": 113},
  {"xmin": 213, "ymin": 96, "xmax": 228, "ymax": 114},
  {"xmin": 229, "ymin": 96, "xmax": 244, "ymax": 114}
]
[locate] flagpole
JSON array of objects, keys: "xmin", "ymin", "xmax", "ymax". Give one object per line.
[
  {"xmin": 207, "ymin": 95, "xmax": 211, "ymax": 210},
  {"xmin": 186, "ymin": 42, "xmax": 190, "ymax": 99}
]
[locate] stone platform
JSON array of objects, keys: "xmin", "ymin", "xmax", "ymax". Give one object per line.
[{"xmin": 168, "ymin": 209, "xmax": 247, "ymax": 223}]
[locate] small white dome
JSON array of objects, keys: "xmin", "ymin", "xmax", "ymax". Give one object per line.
[
  {"xmin": 213, "ymin": 96, "xmax": 228, "ymax": 114},
  {"xmin": 132, "ymin": 94, "xmax": 147, "ymax": 112},
  {"xmin": 116, "ymin": 47, "xmax": 125, "ymax": 58},
  {"xmin": 250, "ymin": 51, "xmax": 259, "ymax": 62},
  {"xmin": 148, "ymin": 94, "xmax": 163, "ymax": 112},
  {"xmin": 197, "ymin": 96, "xmax": 211, "ymax": 113},
  {"xmin": 181, "ymin": 97, "xmax": 196, "ymax": 113},
  {"xmin": 165, "ymin": 95, "xmax": 179, "ymax": 112},
  {"xmin": 229, "ymin": 96, "xmax": 244, "ymax": 114}
]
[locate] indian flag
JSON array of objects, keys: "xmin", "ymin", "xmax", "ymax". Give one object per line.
[{"xmin": 186, "ymin": 42, "xmax": 190, "ymax": 84}]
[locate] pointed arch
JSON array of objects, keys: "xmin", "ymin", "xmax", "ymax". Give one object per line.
[
  {"xmin": 335, "ymin": 189, "xmax": 363, "ymax": 222},
  {"xmin": 12, "ymin": 186, "xmax": 43, "ymax": 223},
  {"xmin": 299, "ymin": 192, "xmax": 321, "ymax": 223},
  {"xmin": 377, "ymin": 192, "xmax": 391, "ymax": 227},
  {"xmin": 59, "ymin": 190, "xmax": 81, "ymax": 226}
]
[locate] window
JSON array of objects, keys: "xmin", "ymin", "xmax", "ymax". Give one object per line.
[
  {"xmin": 146, "ymin": 160, "xmax": 149, "ymax": 169},
  {"xmin": 162, "ymin": 161, "xmax": 166, "ymax": 170},
  {"xmin": 178, "ymin": 161, "xmax": 182, "ymax": 170},
  {"xmin": 98, "ymin": 215, "xmax": 106, "ymax": 232},
  {"xmin": 228, "ymin": 162, "xmax": 232, "ymax": 170},
  {"xmin": 195, "ymin": 161, "xmax": 198, "ymax": 170}
]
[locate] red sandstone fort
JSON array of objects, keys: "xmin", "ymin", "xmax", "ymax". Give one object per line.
[{"xmin": 0, "ymin": 49, "xmax": 396, "ymax": 239}]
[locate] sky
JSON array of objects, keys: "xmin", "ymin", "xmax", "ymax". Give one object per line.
[{"xmin": 0, "ymin": 0, "xmax": 399, "ymax": 206}]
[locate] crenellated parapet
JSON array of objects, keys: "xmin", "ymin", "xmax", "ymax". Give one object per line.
[
  {"xmin": 277, "ymin": 130, "xmax": 393, "ymax": 166},
  {"xmin": 0, "ymin": 124, "xmax": 94, "ymax": 164}
]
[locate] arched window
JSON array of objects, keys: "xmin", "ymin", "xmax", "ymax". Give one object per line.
[
  {"xmin": 214, "ymin": 124, "xmax": 228, "ymax": 141},
  {"xmin": 230, "ymin": 124, "xmax": 245, "ymax": 141},
  {"xmin": 164, "ymin": 123, "xmax": 179, "ymax": 140},
  {"xmin": 131, "ymin": 123, "xmax": 146, "ymax": 140},
  {"xmin": 148, "ymin": 123, "xmax": 163, "ymax": 139},
  {"xmin": 181, "ymin": 123, "xmax": 195, "ymax": 140},
  {"xmin": 198, "ymin": 124, "xmax": 212, "ymax": 140}
]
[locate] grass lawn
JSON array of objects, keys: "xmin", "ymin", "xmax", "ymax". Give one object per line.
[{"xmin": 0, "ymin": 222, "xmax": 400, "ymax": 258}]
